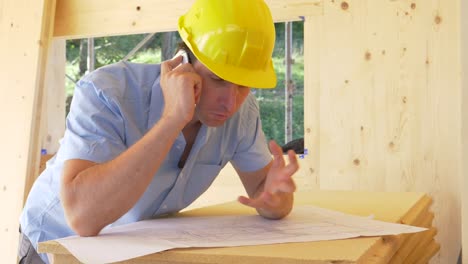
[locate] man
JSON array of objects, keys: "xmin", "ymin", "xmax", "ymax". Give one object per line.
[{"xmin": 19, "ymin": 0, "xmax": 299, "ymax": 263}]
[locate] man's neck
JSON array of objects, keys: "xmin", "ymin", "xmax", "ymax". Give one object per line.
[{"xmin": 178, "ymin": 120, "xmax": 201, "ymax": 168}]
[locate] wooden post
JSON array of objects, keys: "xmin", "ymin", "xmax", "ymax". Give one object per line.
[
  {"xmin": 0, "ymin": 0, "xmax": 57, "ymax": 262},
  {"xmin": 41, "ymin": 39, "xmax": 66, "ymax": 156},
  {"xmin": 462, "ymin": 0, "xmax": 468, "ymax": 262},
  {"xmin": 285, "ymin": 22, "xmax": 293, "ymax": 144},
  {"xmin": 301, "ymin": 15, "xmax": 321, "ymax": 190},
  {"xmin": 32, "ymin": 39, "xmax": 66, "ymax": 202}
]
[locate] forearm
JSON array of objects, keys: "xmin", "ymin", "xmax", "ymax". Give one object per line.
[{"xmin": 61, "ymin": 116, "xmax": 184, "ymax": 236}]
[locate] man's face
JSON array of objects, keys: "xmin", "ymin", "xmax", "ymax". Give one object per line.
[{"xmin": 192, "ymin": 61, "xmax": 251, "ymax": 127}]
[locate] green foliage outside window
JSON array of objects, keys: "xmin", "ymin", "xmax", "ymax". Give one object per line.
[{"xmin": 65, "ymin": 22, "xmax": 305, "ymax": 147}]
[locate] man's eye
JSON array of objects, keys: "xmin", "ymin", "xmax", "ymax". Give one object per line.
[{"xmin": 211, "ymin": 76, "xmax": 223, "ymax": 81}]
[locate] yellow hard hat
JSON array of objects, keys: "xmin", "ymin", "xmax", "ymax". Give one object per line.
[{"xmin": 178, "ymin": 0, "xmax": 277, "ymax": 88}]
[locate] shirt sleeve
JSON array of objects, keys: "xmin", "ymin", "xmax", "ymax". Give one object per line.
[
  {"xmin": 230, "ymin": 95, "xmax": 272, "ymax": 172},
  {"xmin": 56, "ymin": 76, "xmax": 127, "ymax": 163}
]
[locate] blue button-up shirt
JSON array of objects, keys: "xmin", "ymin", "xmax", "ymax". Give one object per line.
[{"xmin": 20, "ymin": 61, "xmax": 272, "ymax": 263}]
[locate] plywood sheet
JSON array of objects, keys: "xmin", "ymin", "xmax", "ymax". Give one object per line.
[
  {"xmin": 39, "ymin": 191, "xmax": 432, "ymax": 263},
  {"xmin": 313, "ymin": 1, "xmax": 460, "ymax": 263}
]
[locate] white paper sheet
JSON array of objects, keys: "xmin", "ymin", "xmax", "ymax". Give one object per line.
[{"xmin": 55, "ymin": 205, "xmax": 427, "ymax": 263}]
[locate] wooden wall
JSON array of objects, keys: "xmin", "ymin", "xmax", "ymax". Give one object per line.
[
  {"xmin": 200, "ymin": 1, "xmax": 462, "ymax": 264},
  {"xmin": 0, "ymin": 0, "xmax": 463, "ymax": 263},
  {"xmin": 316, "ymin": 2, "xmax": 461, "ymax": 263}
]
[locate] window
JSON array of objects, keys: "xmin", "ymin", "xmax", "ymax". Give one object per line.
[{"xmin": 65, "ymin": 22, "xmax": 304, "ymax": 153}]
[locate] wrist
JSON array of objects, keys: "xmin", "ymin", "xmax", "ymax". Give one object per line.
[{"xmin": 159, "ymin": 114, "xmax": 189, "ymax": 131}]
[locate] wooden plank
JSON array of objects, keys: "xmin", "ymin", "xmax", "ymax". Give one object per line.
[
  {"xmin": 53, "ymin": 253, "xmax": 200, "ymax": 264},
  {"xmin": 317, "ymin": 1, "xmax": 460, "ymax": 263},
  {"xmin": 357, "ymin": 235, "xmax": 403, "ymax": 264},
  {"xmin": 0, "ymin": 0, "xmax": 56, "ymax": 262},
  {"xmin": 53, "ymin": 0, "xmax": 323, "ymax": 39},
  {"xmin": 462, "ymin": 0, "xmax": 468, "ymax": 262},
  {"xmin": 24, "ymin": 39, "xmax": 66, "ymax": 202},
  {"xmin": 398, "ymin": 195, "xmax": 432, "ymax": 225},
  {"xmin": 403, "ymin": 229, "xmax": 438, "ymax": 264},
  {"xmin": 39, "ymin": 191, "xmax": 427, "ymax": 263},
  {"xmin": 301, "ymin": 16, "xmax": 321, "ymax": 190},
  {"xmin": 411, "ymin": 240, "xmax": 441, "ymax": 264},
  {"xmin": 41, "ymin": 39, "xmax": 66, "ymax": 155},
  {"xmin": 357, "ymin": 197, "xmax": 433, "ymax": 264},
  {"xmin": 388, "ymin": 216, "xmax": 436, "ymax": 264}
]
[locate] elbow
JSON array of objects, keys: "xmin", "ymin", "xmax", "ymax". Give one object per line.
[
  {"xmin": 61, "ymin": 190, "xmax": 102, "ymax": 237},
  {"xmin": 66, "ymin": 214, "xmax": 102, "ymax": 237}
]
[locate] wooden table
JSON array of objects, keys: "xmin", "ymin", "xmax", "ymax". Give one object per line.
[{"xmin": 38, "ymin": 191, "xmax": 439, "ymax": 263}]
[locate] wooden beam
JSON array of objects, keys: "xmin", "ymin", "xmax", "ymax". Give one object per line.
[
  {"xmin": 301, "ymin": 16, "xmax": 320, "ymax": 190},
  {"xmin": 462, "ymin": 0, "xmax": 468, "ymax": 262},
  {"xmin": 26, "ymin": 39, "xmax": 66, "ymax": 202},
  {"xmin": 0, "ymin": 0, "xmax": 56, "ymax": 262},
  {"xmin": 41, "ymin": 39, "xmax": 66, "ymax": 156},
  {"xmin": 53, "ymin": 0, "xmax": 323, "ymax": 39}
]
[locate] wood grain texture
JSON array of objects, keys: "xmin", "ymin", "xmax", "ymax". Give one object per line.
[
  {"xmin": 388, "ymin": 213, "xmax": 435, "ymax": 263},
  {"xmin": 41, "ymin": 39, "xmax": 66, "ymax": 155},
  {"xmin": 53, "ymin": 0, "xmax": 323, "ymax": 39},
  {"xmin": 0, "ymin": 0, "xmax": 56, "ymax": 262},
  {"xmin": 461, "ymin": 0, "xmax": 468, "ymax": 262},
  {"xmin": 311, "ymin": 1, "xmax": 460, "ymax": 263},
  {"xmin": 23, "ymin": 39, "xmax": 66, "ymax": 202},
  {"xmin": 303, "ymin": 15, "xmax": 321, "ymax": 190}
]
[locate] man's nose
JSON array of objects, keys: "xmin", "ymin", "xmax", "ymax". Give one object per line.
[{"xmin": 220, "ymin": 83, "xmax": 238, "ymax": 112}]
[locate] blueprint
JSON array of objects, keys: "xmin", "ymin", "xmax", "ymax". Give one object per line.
[{"xmin": 56, "ymin": 205, "xmax": 427, "ymax": 264}]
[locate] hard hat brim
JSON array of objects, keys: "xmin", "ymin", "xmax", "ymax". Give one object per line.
[{"xmin": 199, "ymin": 56, "xmax": 277, "ymax": 89}]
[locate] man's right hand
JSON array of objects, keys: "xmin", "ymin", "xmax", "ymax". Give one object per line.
[{"xmin": 160, "ymin": 55, "xmax": 202, "ymax": 126}]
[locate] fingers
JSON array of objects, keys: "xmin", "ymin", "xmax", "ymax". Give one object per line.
[
  {"xmin": 269, "ymin": 140, "xmax": 285, "ymax": 168},
  {"xmin": 238, "ymin": 195, "xmax": 254, "ymax": 207},
  {"xmin": 161, "ymin": 56, "xmax": 184, "ymax": 75},
  {"xmin": 238, "ymin": 192, "xmax": 281, "ymax": 209},
  {"xmin": 269, "ymin": 140, "xmax": 283, "ymax": 156},
  {"xmin": 284, "ymin": 150, "xmax": 299, "ymax": 175},
  {"xmin": 269, "ymin": 140, "xmax": 300, "ymax": 176}
]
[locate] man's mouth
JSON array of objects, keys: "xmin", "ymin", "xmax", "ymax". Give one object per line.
[{"xmin": 212, "ymin": 112, "xmax": 229, "ymax": 121}]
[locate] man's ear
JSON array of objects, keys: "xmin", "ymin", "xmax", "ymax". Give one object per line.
[{"xmin": 174, "ymin": 49, "xmax": 189, "ymax": 64}]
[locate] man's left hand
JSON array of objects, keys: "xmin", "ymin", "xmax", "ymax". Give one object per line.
[{"xmin": 238, "ymin": 140, "xmax": 299, "ymax": 219}]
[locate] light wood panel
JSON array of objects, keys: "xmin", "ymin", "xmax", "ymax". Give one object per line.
[
  {"xmin": 53, "ymin": 0, "xmax": 323, "ymax": 39},
  {"xmin": 41, "ymin": 39, "xmax": 66, "ymax": 155},
  {"xmin": 24, "ymin": 39, "xmax": 66, "ymax": 202},
  {"xmin": 314, "ymin": 1, "xmax": 460, "ymax": 263},
  {"xmin": 0, "ymin": 0, "xmax": 57, "ymax": 262},
  {"xmin": 302, "ymin": 16, "xmax": 321, "ymax": 190},
  {"xmin": 461, "ymin": 0, "xmax": 468, "ymax": 262}
]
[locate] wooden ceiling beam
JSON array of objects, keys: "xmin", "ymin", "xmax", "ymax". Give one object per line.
[{"xmin": 53, "ymin": 0, "xmax": 322, "ymax": 39}]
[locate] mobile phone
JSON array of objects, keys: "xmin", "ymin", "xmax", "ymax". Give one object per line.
[{"xmin": 174, "ymin": 49, "xmax": 189, "ymax": 64}]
